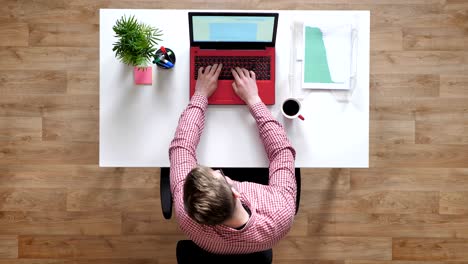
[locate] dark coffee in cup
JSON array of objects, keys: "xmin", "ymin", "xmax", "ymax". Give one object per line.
[{"xmin": 282, "ymin": 99, "xmax": 300, "ymax": 117}]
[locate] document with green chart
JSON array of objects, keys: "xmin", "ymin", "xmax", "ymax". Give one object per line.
[{"xmin": 302, "ymin": 24, "xmax": 352, "ymax": 90}]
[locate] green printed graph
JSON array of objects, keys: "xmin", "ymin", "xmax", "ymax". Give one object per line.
[{"xmin": 304, "ymin": 26, "xmax": 334, "ymax": 84}]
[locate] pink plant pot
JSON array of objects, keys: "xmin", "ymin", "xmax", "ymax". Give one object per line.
[{"xmin": 133, "ymin": 66, "xmax": 152, "ymax": 85}]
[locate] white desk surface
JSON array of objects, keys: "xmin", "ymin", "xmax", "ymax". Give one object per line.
[{"xmin": 100, "ymin": 9, "xmax": 370, "ymax": 168}]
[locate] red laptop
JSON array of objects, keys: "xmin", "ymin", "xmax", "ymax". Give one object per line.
[{"xmin": 189, "ymin": 12, "xmax": 279, "ymax": 105}]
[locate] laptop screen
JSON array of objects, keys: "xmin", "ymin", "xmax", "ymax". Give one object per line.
[
  {"xmin": 189, "ymin": 12, "xmax": 278, "ymax": 48},
  {"xmin": 192, "ymin": 15, "xmax": 275, "ymax": 42}
]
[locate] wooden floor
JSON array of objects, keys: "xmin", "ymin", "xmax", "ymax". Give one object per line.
[{"xmin": 0, "ymin": 0, "xmax": 467, "ymax": 263}]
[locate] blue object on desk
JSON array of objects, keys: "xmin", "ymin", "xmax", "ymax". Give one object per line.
[{"xmin": 154, "ymin": 47, "xmax": 176, "ymax": 69}]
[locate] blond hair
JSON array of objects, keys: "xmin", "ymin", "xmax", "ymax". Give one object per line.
[{"xmin": 183, "ymin": 166, "xmax": 235, "ymax": 225}]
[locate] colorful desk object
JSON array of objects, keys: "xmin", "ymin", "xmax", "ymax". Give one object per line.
[
  {"xmin": 133, "ymin": 66, "xmax": 152, "ymax": 85},
  {"xmin": 154, "ymin": 46, "xmax": 176, "ymax": 69}
]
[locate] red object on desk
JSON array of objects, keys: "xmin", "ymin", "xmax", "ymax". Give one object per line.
[
  {"xmin": 189, "ymin": 47, "xmax": 276, "ymax": 105},
  {"xmin": 134, "ymin": 66, "xmax": 152, "ymax": 85}
]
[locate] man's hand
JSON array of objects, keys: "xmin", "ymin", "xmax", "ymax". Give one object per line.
[
  {"xmin": 231, "ymin": 67, "xmax": 261, "ymax": 106},
  {"xmin": 195, "ymin": 64, "xmax": 223, "ymax": 97}
]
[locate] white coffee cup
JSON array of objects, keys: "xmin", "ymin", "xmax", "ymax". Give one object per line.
[{"xmin": 281, "ymin": 98, "xmax": 305, "ymax": 121}]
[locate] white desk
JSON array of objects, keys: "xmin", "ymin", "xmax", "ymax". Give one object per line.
[{"xmin": 100, "ymin": 9, "xmax": 370, "ymax": 168}]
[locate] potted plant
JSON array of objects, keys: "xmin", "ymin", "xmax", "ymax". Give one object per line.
[{"xmin": 112, "ymin": 15, "xmax": 163, "ymax": 85}]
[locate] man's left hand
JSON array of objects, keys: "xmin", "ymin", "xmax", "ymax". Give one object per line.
[{"xmin": 195, "ymin": 64, "xmax": 223, "ymax": 97}]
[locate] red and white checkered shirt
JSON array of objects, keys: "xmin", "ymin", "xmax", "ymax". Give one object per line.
[{"xmin": 169, "ymin": 93, "xmax": 296, "ymax": 254}]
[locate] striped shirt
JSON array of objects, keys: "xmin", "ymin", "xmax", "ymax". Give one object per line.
[{"xmin": 169, "ymin": 92, "xmax": 296, "ymax": 254}]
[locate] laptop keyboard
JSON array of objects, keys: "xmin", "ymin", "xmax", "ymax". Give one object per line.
[{"xmin": 194, "ymin": 56, "xmax": 271, "ymax": 80}]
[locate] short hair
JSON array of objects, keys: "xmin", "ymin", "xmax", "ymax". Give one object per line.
[{"xmin": 183, "ymin": 165, "xmax": 236, "ymax": 225}]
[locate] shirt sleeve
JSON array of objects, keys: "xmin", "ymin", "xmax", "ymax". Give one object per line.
[
  {"xmin": 248, "ymin": 102, "xmax": 297, "ymax": 198},
  {"xmin": 168, "ymin": 93, "xmax": 208, "ymax": 195}
]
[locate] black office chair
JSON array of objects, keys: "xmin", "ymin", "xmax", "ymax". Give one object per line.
[{"xmin": 160, "ymin": 167, "xmax": 301, "ymax": 264}]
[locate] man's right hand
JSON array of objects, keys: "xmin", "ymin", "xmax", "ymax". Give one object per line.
[
  {"xmin": 195, "ymin": 64, "xmax": 223, "ymax": 98},
  {"xmin": 231, "ymin": 67, "xmax": 262, "ymax": 106}
]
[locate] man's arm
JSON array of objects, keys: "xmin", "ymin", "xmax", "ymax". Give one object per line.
[
  {"xmin": 168, "ymin": 64, "xmax": 223, "ymax": 194},
  {"xmin": 168, "ymin": 93, "xmax": 208, "ymax": 193},
  {"xmin": 231, "ymin": 67, "xmax": 296, "ymax": 191},
  {"xmin": 248, "ymin": 102, "xmax": 296, "ymax": 188}
]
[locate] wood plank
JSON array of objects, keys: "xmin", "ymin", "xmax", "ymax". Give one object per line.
[
  {"xmin": 403, "ymin": 27, "xmax": 468, "ymax": 50},
  {"xmin": 370, "ymin": 96, "xmax": 415, "ymax": 121},
  {"xmin": 371, "ymin": 51, "xmax": 468, "ymax": 74},
  {"xmin": 72, "ymin": 166, "xmax": 160, "ymax": 188},
  {"xmin": 442, "ymin": 4, "xmax": 468, "ymax": 28},
  {"xmin": 288, "ymin": 210, "xmax": 308, "ymax": 237},
  {"xmin": 0, "ymin": 236, "xmax": 17, "ymax": 258},
  {"xmin": 371, "ymin": 143, "xmax": 468, "ymax": 167},
  {"xmin": 416, "ymin": 121, "xmax": 468, "ymax": 144},
  {"xmin": 71, "ymin": 166, "xmax": 160, "ymax": 189},
  {"xmin": 371, "ymin": 27, "xmax": 403, "ymax": 51},
  {"xmin": 368, "ymin": 4, "xmax": 448, "ymax": 28},
  {"xmin": 0, "ymin": 94, "xmax": 98, "ymax": 118},
  {"xmin": 347, "ymin": 261, "xmax": 468, "ymax": 264},
  {"xmin": 372, "ymin": 95, "xmax": 468, "ymax": 123},
  {"xmin": 0, "ymin": 71, "xmax": 67, "ymax": 94},
  {"xmin": 122, "ymin": 212, "xmax": 181, "ymax": 235},
  {"xmin": 0, "ymin": 23, "xmax": 28, "ymax": 46},
  {"xmin": 0, "ymin": 117, "xmax": 42, "ymax": 141},
  {"xmin": 67, "ymin": 71, "xmax": 98, "ymax": 94},
  {"xmin": 308, "ymin": 213, "xmax": 468, "ymax": 238},
  {"xmin": 0, "ymin": 2, "xmax": 449, "ymax": 26},
  {"xmin": 277, "ymin": 261, "xmax": 342, "ymax": 264},
  {"xmin": 0, "ymin": 141, "xmax": 98, "ymax": 165},
  {"xmin": 370, "ymin": 74, "xmax": 439, "ymax": 97},
  {"xmin": 274, "ymin": 236, "xmax": 391, "ymax": 260},
  {"xmin": 413, "ymin": 98, "xmax": 468, "ymax": 122},
  {"xmin": 0, "ymin": 47, "xmax": 98, "ymax": 71},
  {"xmin": 393, "ymin": 238, "xmax": 468, "ymax": 261},
  {"xmin": 0, "ymin": 211, "xmax": 121, "ymax": 235},
  {"xmin": 67, "ymin": 189, "xmax": 160, "ymax": 212},
  {"xmin": 18, "ymin": 235, "xmax": 181, "ymax": 259},
  {"xmin": 440, "ymin": 192, "xmax": 468, "ymax": 215},
  {"xmin": 301, "ymin": 169, "xmax": 350, "ymax": 191},
  {"xmin": 0, "ymin": 165, "xmax": 73, "ymax": 189},
  {"xmin": 0, "ymin": 188, "xmax": 66, "ymax": 211},
  {"xmin": 0, "ymin": 0, "xmax": 22, "ymax": 23},
  {"xmin": 301, "ymin": 190, "xmax": 438, "ymax": 214},
  {"xmin": 0, "ymin": 165, "xmax": 159, "ymax": 189},
  {"xmin": 369, "ymin": 3, "xmax": 467, "ymax": 29},
  {"xmin": 0, "ymin": 260, "xmax": 159, "ymax": 264},
  {"xmin": 29, "ymin": 23, "xmax": 98, "ymax": 47},
  {"xmin": 371, "ymin": 120, "xmax": 415, "ymax": 144},
  {"xmin": 0, "ymin": 0, "xmax": 98, "ymax": 24},
  {"xmin": 440, "ymin": 74, "xmax": 468, "ymax": 98},
  {"xmin": 351, "ymin": 168, "xmax": 468, "ymax": 191},
  {"xmin": 243, "ymin": 0, "xmax": 441, "ymax": 8},
  {"xmin": 444, "ymin": 0, "xmax": 468, "ymax": 11},
  {"xmin": 43, "ymin": 116, "xmax": 98, "ymax": 142}
]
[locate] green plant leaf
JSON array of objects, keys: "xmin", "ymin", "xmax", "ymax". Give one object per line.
[{"xmin": 112, "ymin": 15, "xmax": 164, "ymax": 67}]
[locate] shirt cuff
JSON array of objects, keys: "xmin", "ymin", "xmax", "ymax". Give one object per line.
[
  {"xmin": 192, "ymin": 92, "xmax": 209, "ymax": 109},
  {"xmin": 248, "ymin": 101, "xmax": 267, "ymax": 118}
]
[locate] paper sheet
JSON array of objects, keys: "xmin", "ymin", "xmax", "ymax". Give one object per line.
[{"xmin": 302, "ymin": 24, "xmax": 353, "ymax": 90}]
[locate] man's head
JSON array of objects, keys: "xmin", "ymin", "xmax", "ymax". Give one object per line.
[{"xmin": 183, "ymin": 166, "xmax": 238, "ymax": 225}]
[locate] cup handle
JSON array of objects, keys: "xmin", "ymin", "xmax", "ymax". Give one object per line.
[{"xmin": 298, "ymin": 115, "xmax": 305, "ymax": 121}]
